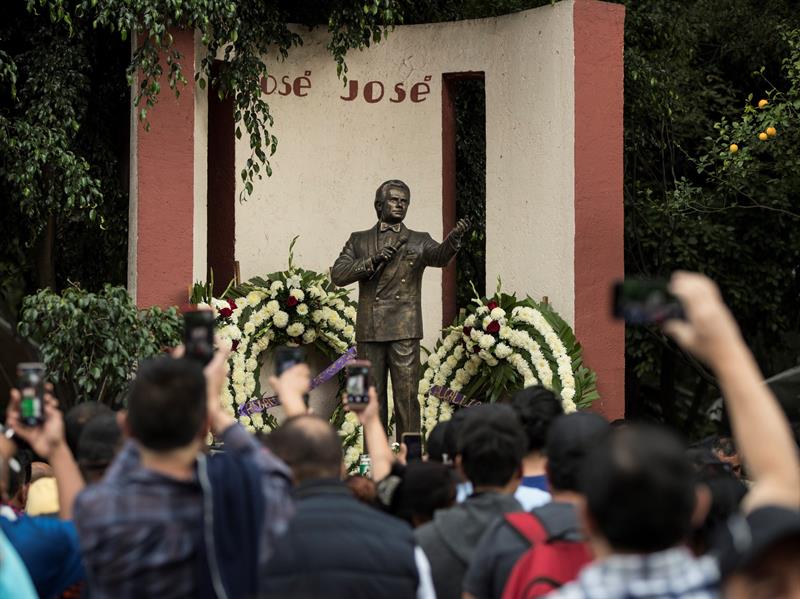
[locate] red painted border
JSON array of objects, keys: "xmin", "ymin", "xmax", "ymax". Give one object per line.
[
  {"xmin": 573, "ymin": 1, "xmax": 626, "ymax": 419},
  {"xmin": 207, "ymin": 60, "xmax": 236, "ymax": 295},
  {"xmin": 135, "ymin": 29, "xmax": 196, "ymax": 308}
]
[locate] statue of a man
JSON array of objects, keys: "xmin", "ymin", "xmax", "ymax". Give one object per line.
[{"xmin": 331, "ymin": 180, "xmax": 468, "ymax": 437}]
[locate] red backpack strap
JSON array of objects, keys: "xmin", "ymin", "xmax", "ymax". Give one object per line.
[{"xmin": 504, "ymin": 512, "xmax": 549, "ymax": 546}]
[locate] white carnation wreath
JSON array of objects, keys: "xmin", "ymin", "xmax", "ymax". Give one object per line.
[{"xmin": 418, "ymin": 286, "xmax": 599, "ymax": 436}]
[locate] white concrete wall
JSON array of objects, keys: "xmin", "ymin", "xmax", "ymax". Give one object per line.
[{"xmin": 233, "ymin": 1, "xmax": 577, "ymax": 352}]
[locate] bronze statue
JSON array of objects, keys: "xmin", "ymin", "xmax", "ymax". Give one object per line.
[{"xmin": 332, "ymin": 180, "xmax": 469, "ymax": 437}]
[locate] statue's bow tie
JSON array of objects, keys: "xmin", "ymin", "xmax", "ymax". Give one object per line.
[{"xmin": 380, "ymin": 222, "xmax": 401, "ymax": 233}]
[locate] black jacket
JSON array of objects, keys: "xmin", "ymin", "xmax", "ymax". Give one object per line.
[
  {"xmin": 331, "ymin": 223, "xmax": 460, "ymax": 342},
  {"xmin": 261, "ymin": 478, "xmax": 420, "ymax": 599}
]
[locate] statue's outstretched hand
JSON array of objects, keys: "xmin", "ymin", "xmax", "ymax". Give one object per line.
[{"xmin": 451, "ymin": 218, "xmax": 470, "ymax": 239}]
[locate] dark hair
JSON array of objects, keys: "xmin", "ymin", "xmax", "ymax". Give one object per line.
[
  {"xmin": 511, "ymin": 386, "xmax": 564, "ymax": 454},
  {"xmin": 78, "ymin": 413, "xmax": 123, "ymax": 483},
  {"xmin": 263, "ymin": 415, "xmax": 342, "ymax": 483},
  {"xmin": 127, "ymin": 357, "xmax": 208, "ymax": 451},
  {"xmin": 426, "ymin": 421, "xmax": 449, "ymax": 462},
  {"xmin": 581, "ymin": 425, "xmax": 697, "ymax": 553},
  {"xmin": 457, "ymin": 405, "xmax": 526, "ymax": 487},
  {"xmin": 345, "ymin": 475, "xmax": 378, "ymax": 506},
  {"xmin": 7, "ymin": 449, "xmax": 32, "ymax": 498},
  {"xmin": 65, "ymin": 401, "xmax": 112, "ymax": 457},
  {"xmin": 373, "ymin": 179, "xmax": 410, "ymax": 218},
  {"xmin": 443, "ymin": 408, "xmax": 470, "ymax": 462},
  {"xmin": 391, "ymin": 461, "xmax": 456, "ymax": 526},
  {"xmin": 546, "ymin": 412, "xmax": 610, "ymax": 492}
]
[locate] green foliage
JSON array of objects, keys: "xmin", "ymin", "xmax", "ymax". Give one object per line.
[
  {"xmin": 36, "ymin": 0, "xmax": 403, "ymax": 201},
  {"xmin": 17, "ymin": 285, "xmax": 182, "ymax": 408},
  {"xmin": 623, "ymin": 1, "xmax": 800, "ymax": 430}
]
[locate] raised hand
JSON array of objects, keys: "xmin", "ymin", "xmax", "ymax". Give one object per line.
[
  {"xmin": 7, "ymin": 389, "xmax": 65, "ymax": 459},
  {"xmin": 269, "ymin": 363, "xmax": 311, "ymax": 419}
]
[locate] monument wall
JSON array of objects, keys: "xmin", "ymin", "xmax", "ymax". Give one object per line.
[{"xmin": 128, "ymin": 0, "xmax": 626, "ymax": 418}]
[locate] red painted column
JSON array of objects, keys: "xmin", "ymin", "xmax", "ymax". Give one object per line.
[
  {"xmin": 132, "ymin": 29, "xmax": 196, "ymax": 308},
  {"xmin": 573, "ymin": 0, "xmax": 626, "ymax": 419}
]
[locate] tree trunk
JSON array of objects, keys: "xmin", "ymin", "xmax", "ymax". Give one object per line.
[{"xmin": 35, "ymin": 214, "xmax": 56, "ymax": 290}]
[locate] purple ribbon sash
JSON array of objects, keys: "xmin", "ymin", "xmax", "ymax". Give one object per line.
[
  {"xmin": 237, "ymin": 347, "xmax": 358, "ymax": 416},
  {"xmin": 429, "ymin": 385, "xmax": 482, "ymax": 408}
]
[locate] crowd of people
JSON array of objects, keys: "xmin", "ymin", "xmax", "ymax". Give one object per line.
[{"xmin": 1, "ymin": 272, "xmax": 799, "ymax": 598}]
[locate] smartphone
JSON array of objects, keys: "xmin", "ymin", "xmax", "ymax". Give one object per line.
[
  {"xmin": 184, "ymin": 309, "xmax": 215, "ymax": 365},
  {"xmin": 612, "ymin": 279, "xmax": 684, "ymax": 325},
  {"xmin": 401, "ymin": 432, "xmax": 423, "ymax": 462},
  {"xmin": 274, "ymin": 346, "xmax": 306, "ymax": 376},
  {"xmin": 17, "ymin": 363, "xmax": 45, "ymax": 427},
  {"xmin": 345, "ymin": 361, "xmax": 371, "ymax": 411}
]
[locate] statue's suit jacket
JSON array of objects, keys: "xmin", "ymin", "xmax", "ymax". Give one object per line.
[{"xmin": 331, "ymin": 223, "xmax": 459, "ymax": 342}]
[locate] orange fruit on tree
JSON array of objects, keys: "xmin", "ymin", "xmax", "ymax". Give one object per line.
[
  {"xmin": 759, "ymin": 132, "xmax": 769, "ymax": 141},
  {"xmin": 758, "ymin": 99, "xmax": 769, "ymax": 108},
  {"xmin": 729, "ymin": 144, "xmax": 739, "ymax": 153},
  {"xmin": 766, "ymin": 126, "xmax": 777, "ymax": 137}
]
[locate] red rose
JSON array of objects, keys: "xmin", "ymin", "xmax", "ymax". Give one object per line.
[
  {"xmin": 463, "ymin": 326, "xmax": 472, "ymax": 337},
  {"xmin": 487, "ymin": 300, "xmax": 498, "ymax": 311},
  {"xmin": 486, "ymin": 320, "xmax": 501, "ymax": 334},
  {"xmin": 219, "ymin": 307, "xmax": 232, "ymax": 318},
  {"xmin": 286, "ymin": 296, "xmax": 299, "ymax": 308},
  {"xmin": 231, "ymin": 340, "xmax": 240, "ymax": 352},
  {"xmin": 227, "ymin": 299, "xmax": 237, "ymax": 310}
]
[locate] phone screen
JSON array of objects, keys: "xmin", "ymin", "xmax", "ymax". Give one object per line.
[
  {"xmin": 612, "ymin": 280, "xmax": 683, "ymax": 325},
  {"xmin": 184, "ymin": 310, "xmax": 215, "ymax": 365},
  {"xmin": 275, "ymin": 347, "xmax": 306, "ymax": 376},
  {"xmin": 346, "ymin": 363, "xmax": 370, "ymax": 408},
  {"xmin": 402, "ymin": 433, "xmax": 423, "ymax": 461}
]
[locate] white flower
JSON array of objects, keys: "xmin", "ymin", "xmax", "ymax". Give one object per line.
[
  {"xmin": 270, "ymin": 280, "xmax": 284, "ymax": 294},
  {"xmin": 419, "ymin": 380, "xmax": 431, "ymax": 395},
  {"xmin": 477, "ymin": 306, "xmax": 489, "ymax": 315},
  {"xmin": 266, "ymin": 300, "xmax": 280, "ymax": 315},
  {"xmin": 451, "ymin": 381, "xmax": 463, "ymax": 392},
  {"xmin": 296, "ymin": 303, "xmax": 309, "ymax": 316},
  {"xmin": 470, "ymin": 329, "xmax": 482, "ymax": 342},
  {"xmin": 425, "ymin": 405, "xmax": 438, "ymax": 420},
  {"xmin": 453, "ymin": 345, "xmax": 465, "ymax": 360},
  {"xmin": 479, "ymin": 334, "xmax": 496, "ymax": 349},
  {"xmin": 344, "ymin": 306, "xmax": 357, "ymax": 320},
  {"xmin": 494, "ymin": 342, "xmax": 513, "ymax": 359},
  {"xmin": 341, "ymin": 421, "xmax": 356, "ymax": 435},
  {"xmin": 427, "ymin": 354, "xmax": 441, "ymax": 368},
  {"xmin": 464, "ymin": 315, "xmax": 476, "ymax": 327},
  {"xmin": 333, "ymin": 299, "xmax": 345, "ymax": 310},
  {"xmin": 231, "ymin": 369, "xmax": 246, "ymax": 384},
  {"xmin": 243, "ymin": 321, "xmax": 256, "ymax": 335},
  {"xmin": 423, "ymin": 368, "xmax": 434, "ymax": 380},
  {"xmin": 563, "ymin": 399, "xmax": 578, "ymax": 413},
  {"xmin": 289, "ymin": 288, "xmax": 305, "ymax": 301},
  {"xmin": 561, "ymin": 387, "xmax": 576, "ymax": 402},
  {"xmin": 446, "ymin": 355, "xmax": 459, "ymax": 368},
  {"xmin": 345, "ymin": 447, "xmax": 360, "ymax": 466},
  {"xmin": 302, "ymin": 329, "xmax": 317, "ymax": 344},
  {"xmin": 433, "ymin": 374, "xmax": 446, "ymax": 386},
  {"xmin": 246, "ymin": 291, "xmax": 264, "ymax": 305},
  {"xmin": 482, "ymin": 316, "xmax": 493, "ymax": 330},
  {"xmin": 343, "ymin": 325, "xmax": 355, "ymax": 338},
  {"xmin": 273, "ymin": 311, "xmax": 289, "ymax": 328},
  {"xmin": 312, "ymin": 310, "xmax": 324, "ymax": 323},
  {"xmin": 490, "ymin": 307, "xmax": 506, "ymax": 320},
  {"xmin": 245, "ymin": 358, "xmax": 258, "ymax": 371},
  {"xmin": 286, "ymin": 274, "xmax": 302, "ymax": 289},
  {"xmin": 287, "ymin": 322, "xmax": 305, "ymax": 337},
  {"xmin": 251, "ymin": 413, "xmax": 264, "ymax": 428},
  {"xmin": 238, "ymin": 415, "xmax": 252, "ymax": 427}
]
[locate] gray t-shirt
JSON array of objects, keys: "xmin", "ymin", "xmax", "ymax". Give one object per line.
[{"xmin": 463, "ymin": 502, "xmax": 581, "ymax": 599}]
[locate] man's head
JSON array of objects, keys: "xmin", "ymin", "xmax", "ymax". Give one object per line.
[
  {"xmin": 78, "ymin": 413, "xmax": 123, "ymax": 483},
  {"xmin": 65, "ymin": 401, "xmax": 112, "ymax": 457},
  {"xmin": 7, "ymin": 449, "xmax": 32, "ymax": 510},
  {"xmin": 374, "ymin": 179, "xmax": 410, "ymax": 224},
  {"xmin": 264, "ymin": 415, "xmax": 342, "ymax": 483},
  {"xmin": 511, "ymin": 386, "xmax": 564, "ymax": 457},
  {"xmin": 545, "ymin": 412, "xmax": 610, "ymax": 493},
  {"xmin": 127, "ymin": 356, "xmax": 208, "ymax": 452},
  {"xmin": 387, "ymin": 461, "xmax": 456, "ymax": 528},
  {"xmin": 580, "ymin": 424, "xmax": 697, "ymax": 554},
  {"xmin": 712, "ymin": 435, "xmax": 743, "ymax": 478},
  {"xmin": 426, "ymin": 421, "xmax": 450, "ymax": 463},
  {"xmin": 457, "ymin": 405, "xmax": 527, "ymax": 490},
  {"xmin": 720, "ymin": 507, "xmax": 800, "ymax": 598}
]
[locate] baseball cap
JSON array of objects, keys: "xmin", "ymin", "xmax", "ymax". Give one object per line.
[{"xmin": 715, "ymin": 505, "xmax": 800, "ymax": 577}]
